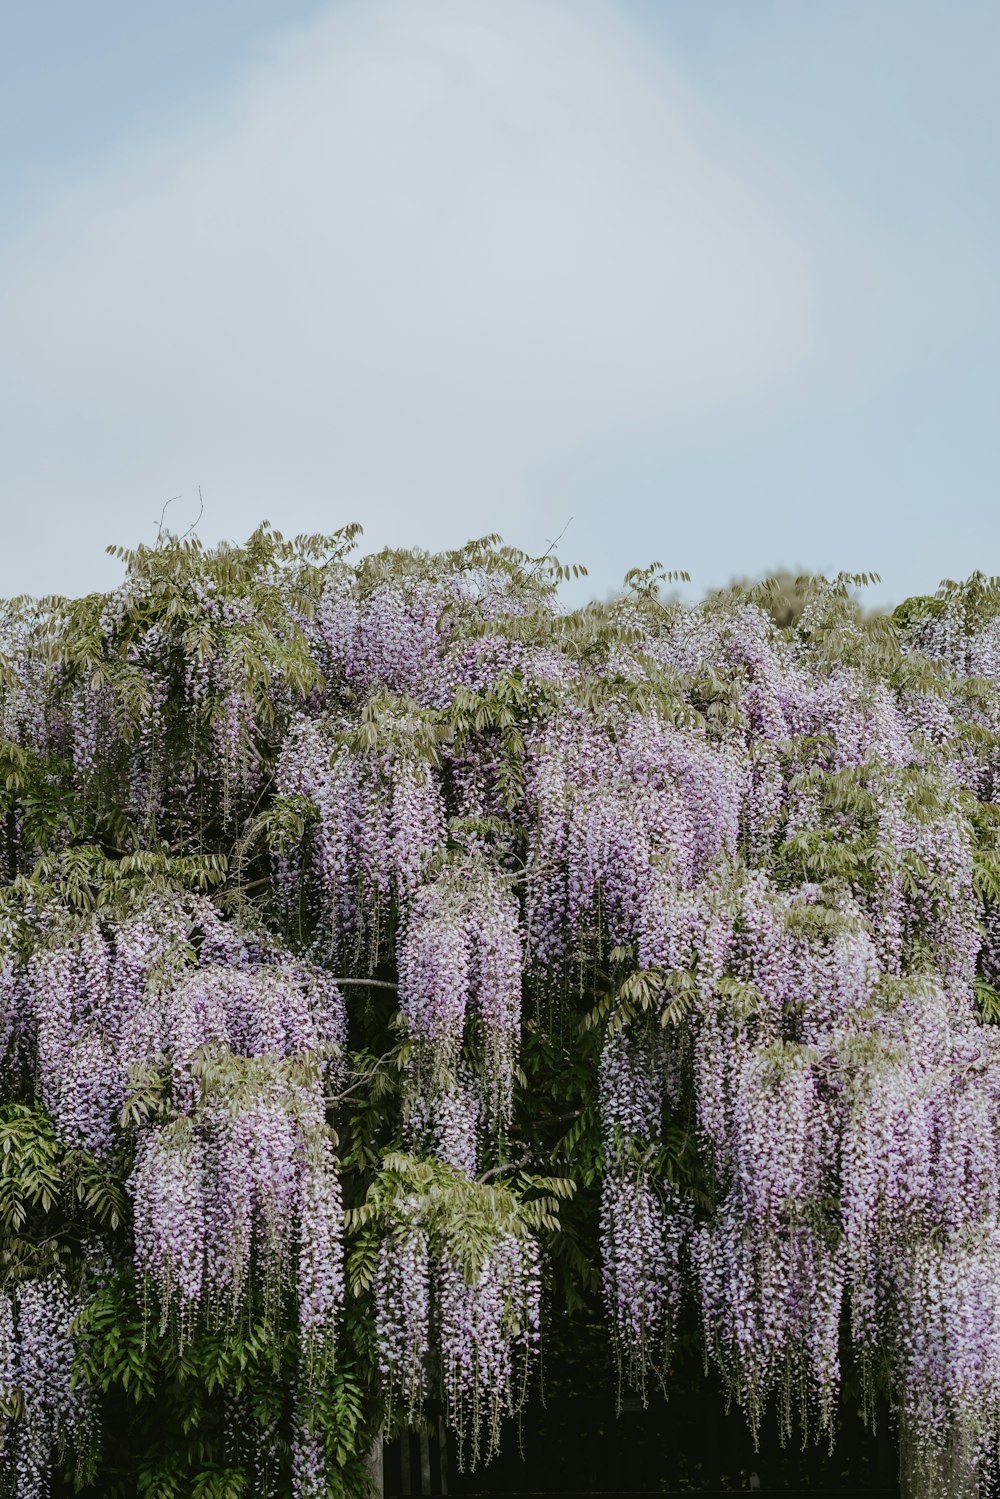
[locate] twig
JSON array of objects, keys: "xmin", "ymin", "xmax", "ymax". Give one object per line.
[
  {"xmin": 326, "ymin": 1074, "xmax": 386, "ymax": 1107},
  {"xmin": 179, "ymin": 486, "xmax": 204, "ymax": 542},
  {"xmin": 326, "ymin": 1049, "xmax": 399, "ymax": 1106},
  {"xmin": 156, "ymin": 495, "xmax": 183, "ymax": 542},
  {"xmin": 527, "ymin": 516, "xmax": 574, "ymax": 581}
]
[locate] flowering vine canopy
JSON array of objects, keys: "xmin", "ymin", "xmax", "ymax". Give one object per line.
[{"xmin": 2, "ymin": 525, "xmax": 1000, "ymax": 1498}]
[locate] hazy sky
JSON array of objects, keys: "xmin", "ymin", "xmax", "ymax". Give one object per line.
[{"xmin": 1, "ymin": 0, "xmax": 997, "ymax": 605}]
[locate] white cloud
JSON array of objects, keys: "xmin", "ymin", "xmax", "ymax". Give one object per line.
[{"xmin": 0, "ymin": 0, "xmax": 826, "ymax": 592}]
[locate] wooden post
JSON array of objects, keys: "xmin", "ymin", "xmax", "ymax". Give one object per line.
[
  {"xmin": 365, "ymin": 1432, "xmax": 384, "ymax": 1499},
  {"xmin": 438, "ymin": 1415, "xmax": 449, "ymax": 1496},
  {"xmin": 440, "ymin": 1415, "xmax": 452, "ymax": 1499}
]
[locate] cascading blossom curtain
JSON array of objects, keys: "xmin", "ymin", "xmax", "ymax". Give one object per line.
[{"xmin": 2, "ymin": 529, "xmax": 1000, "ymax": 1497}]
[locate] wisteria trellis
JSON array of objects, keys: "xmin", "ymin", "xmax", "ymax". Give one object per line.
[{"xmin": 2, "ymin": 528, "xmax": 1000, "ymax": 1496}]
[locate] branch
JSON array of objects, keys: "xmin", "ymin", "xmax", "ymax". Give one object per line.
[
  {"xmin": 478, "ymin": 1153, "xmax": 532, "ymax": 1183},
  {"xmin": 225, "ymin": 876, "xmax": 271, "ymax": 894},
  {"xmin": 539, "ymin": 1108, "xmax": 585, "ymax": 1127},
  {"xmin": 332, "ymin": 978, "xmax": 398, "ymax": 991},
  {"xmin": 326, "ymin": 1077, "xmax": 379, "ymax": 1107},
  {"xmin": 325, "ymin": 1048, "xmax": 400, "ymax": 1107}
]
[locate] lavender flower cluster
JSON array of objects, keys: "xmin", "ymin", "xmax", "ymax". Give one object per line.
[
  {"xmin": 5, "ymin": 545, "xmax": 1000, "ymax": 1496},
  {"xmin": 0, "ymin": 893, "xmax": 347, "ymax": 1481},
  {"xmin": 375, "ymin": 1205, "xmax": 541, "ymax": 1470},
  {"xmin": 0, "ymin": 1275, "xmax": 93, "ymax": 1498}
]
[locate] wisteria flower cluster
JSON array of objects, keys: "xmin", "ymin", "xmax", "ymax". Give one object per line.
[
  {"xmin": 0, "ymin": 1274, "xmax": 93, "ymax": 1498},
  {"xmin": 4, "ymin": 534, "xmax": 1000, "ymax": 1496},
  {"xmin": 369, "ymin": 1160, "xmax": 542, "ymax": 1472}
]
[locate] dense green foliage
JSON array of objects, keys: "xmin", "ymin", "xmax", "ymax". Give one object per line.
[{"xmin": 2, "ymin": 527, "xmax": 1000, "ymax": 1497}]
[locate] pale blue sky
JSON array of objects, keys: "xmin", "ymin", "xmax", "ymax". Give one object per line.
[{"xmin": 1, "ymin": 0, "xmax": 997, "ymax": 605}]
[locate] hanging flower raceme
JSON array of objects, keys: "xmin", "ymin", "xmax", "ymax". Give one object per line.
[
  {"xmin": 8, "ymin": 896, "xmax": 346, "ymax": 1161},
  {"xmin": 600, "ymin": 1173, "xmax": 682, "ymax": 1399},
  {"xmin": 130, "ymin": 1059, "xmax": 344, "ymax": 1359},
  {"xmin": 397, "ymin": 865, "xmax": 522, "ymax": 1129},
  {"xmin": 275, "ymin": 709, "xmax": 447, "ymax": 965},
  {"xmin": 692, "ymin": 1043, "xmax": 844, "ymax": 1442},
  {"xmin": 0, "ymin": 891, "xmax": 348, "ymax": 1408},
  {"xmin": 598, "ymin": 1024, "xmax": 683, "ymax": 1397},
  {"xmin": 404, "ymin": 1076, "xmax": 480, "ymax": 1179},
  {"xmin": 524, "ymin": 709, "xmax": 742, "ymax": 966},
  {"xmin": 161, "ymin": 960, "xmax": 346, "ymax": 1109},
  {"xmin": 681, "ymin": 883, "xmax": 876, "ymax": 1440},
  {"xmin": 374, "ymin": 1206, "xmax": 432, "ymax": 1427},
  {"xmin": 692, "ymin": 1209, "xmax": 845, "ymax": 1446},
  {"xmin": 894, "ymin": 1227, "xmax": 1000, "ymax": 1499},
  {"xmin": 367, "ymin": 1157, "xmax": 542, "ymax": 1471},
  {"xmin": 120, "ymin": 936, "xmax": 346, "ymax": 1356},
  {"xmin": 437, "ymin": 1231, "xmax": 541, "ymax": 1469},
  {"xmin": 21, "ymin": 901, "xmax": 193, "ymax": 1158},
  {"xmin": 839, "ymin": 977, "xmax": 1000, "ymax": 1428},
  {"xmin": 310, "ymin": 575, "xmax": 460, "ymax": 706},
  {"xmin": 0, "ymin": 1273, "xmax": 94, "ymax": 1499}
]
